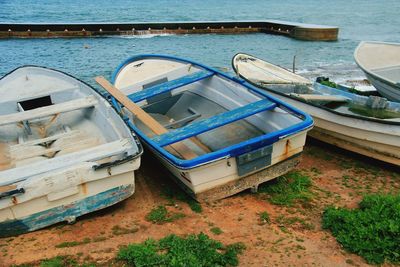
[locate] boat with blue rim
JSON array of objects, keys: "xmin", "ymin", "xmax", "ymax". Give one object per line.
[
  {"xmin": 100, "ymin": 54, "xmax": 313, "ymax": 201},
  {"xmin": 0, "ymin": 66, "xmax": 142, "ymax": 237}
]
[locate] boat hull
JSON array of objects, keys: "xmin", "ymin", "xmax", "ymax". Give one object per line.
[
  {"xmin": 0, "ymin": 66, "xmax": 143, "ymax": 237},
  {"xmin": 365, "ymin": 72, "xmax": 400, "ymax": 102},
  {"xmin": 354, "ymin": 41, "xmax": 400, "ymax": 102},
  {"xmin": 111, "ymin": 54, "xmax": 313, "ymax": 201},
  {"xmin": 0, "ymin": 158, "xmax": 140, "ymax": 237},
  {"xmin": 263, "ymin": 91, "xmax": 400, "ymax": 165},
  {"xmin": 144, "ymin": 131, "xmax": 307, "ymax": 202},
  {"xmin": 232, "ymin": 52, "xmax": 400, "ymax": 166}
]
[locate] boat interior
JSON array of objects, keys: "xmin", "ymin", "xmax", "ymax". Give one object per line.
[
  {"xmin": 115, "ymin": 59, "xmax": 304, "ymax": 159},
  {"xmin": 0, "ymin": 67, "xmax": 138, "ymax": 191},
  {"xmin": 232, "ymin": 54, "xmax": 400, "ymax": 121}
]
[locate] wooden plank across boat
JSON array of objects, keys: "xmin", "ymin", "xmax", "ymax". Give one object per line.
[
  {"xmin": 100, "ymin": 54, "xmax": 313, "ymax": 202},
  {"xmin": 232, "ymin": 53, "xmax": 400, "ymax": 166},
  {"xmin": 354, "ymin": 41, "xmax": 400, "ymax": 102},
  {"xmin": 0, "ymin": 66, "xmax": 143, "ymax": 237}
]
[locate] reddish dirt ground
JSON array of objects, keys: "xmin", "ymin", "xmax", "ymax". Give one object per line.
[{"xmin": 0, "ymin": 139, "xmax": 399, "ymax": 267}]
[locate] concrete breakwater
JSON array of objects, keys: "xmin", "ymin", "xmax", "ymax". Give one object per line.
[{"xmin": 0, "ymin": 20, "xmax": 338, "ymax": 41}]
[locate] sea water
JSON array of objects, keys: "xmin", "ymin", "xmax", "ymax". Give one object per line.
[{"xmin": 0, "ymin": 0, "xmax": 399, "ymax": 88}]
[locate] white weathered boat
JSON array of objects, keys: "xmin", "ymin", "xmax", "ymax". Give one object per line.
[
  {"xmin": 354, "ymin": 41, "xmax": 400, "ymax": 102},
  {"xmin": 95, "ymin": 54, "xmax": 313, "ymax": 202},
  {"xmin": 232, "ymin": 53, "xmax": 400, "ymax": 166},
  {"xmin": 0, "ymin": 66, "xmax": 142, "ymax": 237}
]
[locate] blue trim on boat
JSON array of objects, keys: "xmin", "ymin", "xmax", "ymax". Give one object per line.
[
  {"xmin": 128, "ymin": 70, "xmax": 214, "ymax": 103},
  {"xmin": 153, "ymin": 99, "xmax": 277, "ymax": 147},
  {"xmin": 0, "ymin": 185, "xmax": 134, "ymax": 238},
  {"xmin": 111, "ymin": 54, "xmax": 314, "ymax": 169}
]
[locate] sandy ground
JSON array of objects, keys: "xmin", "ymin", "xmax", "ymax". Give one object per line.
[{"xmin": 0, "ymin": 139, "xmax": 399, "ymax": 267}]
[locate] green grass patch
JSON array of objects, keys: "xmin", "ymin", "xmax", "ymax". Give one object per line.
[
  {"xmin": 162, "ymin": 186, "xmax": 203, "ymax": 213},
  {"xmin": 92, "ymin": 236, "xmax": 107, "ymax": 242},
  {"xmin": 12, "ymin": 256, "xmax": 96, "ymax": 267},
  {"xmin": 37, "ymin": 256, "xmax": 95, "ymax": 267},
  {"xmin": 55, "ymin": 238, "xmax": 91, "ymax": 248},
  {"xmin": 210, "ymin": 227, "xmax": 223, "ymax": 235},
  {"xmin": 258, "ymin": 171, "xmax": 313, "ymax": 206},
  {"xmin": 322, "ymin": 194, "xmax": 400, "ymax": 264},
  {"xmin": 40, "ymin": 256, "xmax": 76, "ymax": 267},
  {"xmin": 112, "ymin": 225, "xmax": 139, "ymax": 236},
  {"xmin": 117, "ymin": 233, "xmax": 245, "ymax": 267},
  {"xmin": 276, "ymin": 215, "xmax": 315, "ymax": 230},
  {"xmin": 146, "ymin": 205, "xmax": 186, "ymax": 224},
  {"xmin": 258, "ymin": 211, "xmax": 271, "ymax": 225},
  {"xmin": 319, "ymin": 80, "xmax": 337, "ymax": 88}
]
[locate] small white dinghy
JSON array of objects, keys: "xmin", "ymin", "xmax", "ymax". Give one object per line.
[
  {"xmin": 95, "ymin": 55, "xmax": 313, "ymax": 202},
  {"xmin": 0, "ymin": 66, "xmax": 142, "ymax": 237},
  {"xmin": 355, "ymin": 41, "xmax": 400, "ymax": 102},
  {"xmin": 233, "ymin": 53, "xmax": 400, "ymax": 166}
]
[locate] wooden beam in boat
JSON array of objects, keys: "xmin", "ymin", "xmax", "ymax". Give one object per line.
[
  {"xmin": 0, "ymin": 138, "xmax": 133, "ymax": 187},
  {"xmin": 10, "ymin": 130, "xmax": 80, "ymax": 149},
  {"xmin": 95, "ymin": 76, "xmax": 198, "ymax": 160},
  {"xmin": 11, "ymin": 136, "xmax": 100, "ymax": 161},
  {"xmin": 0, "ymin": 96, "xmax": 98, "ymax": 126},
  {"xmin": 128, "ymin": 70, "xmax": 214, "ymax": 103},
  {"xmin": 289, "ymin": 93, "xmax": 350, "ymax": 102}
]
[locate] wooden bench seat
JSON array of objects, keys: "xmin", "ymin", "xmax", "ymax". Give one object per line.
[
  {"xmin": 10, "ymin": 130, "xmax": 81, "ymax": 149},
  {"xmin": 0, "ymin": 138, "xmax": 133, "ymax": 187},
  {"xmin": 0, "ymin": 95, "xmax": 98, "ymax": 126}
]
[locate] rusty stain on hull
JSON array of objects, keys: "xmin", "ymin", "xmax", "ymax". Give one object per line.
[{"xmin": 81, "ymin": 182, "xmax": 88, "ymax": 195}]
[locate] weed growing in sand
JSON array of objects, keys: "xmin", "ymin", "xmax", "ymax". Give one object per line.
[
  {"xmin": 146, "ymin": 205, "xmax": 186, "ymax": 224},
  {"xmin": 92, "ymin": 236, "xmax": 107, "ymax": 242},
  {"xmin": 117, "ymin": 233, "xmax": 245, "ymax": 266},
  {"xmin": 30, "ymin": 255, "xmax": 96, "ymax": 267},
  {"xmin": 210, "ymin": 227, "xmax": 223, "ymax": 235},
  {"xmin": 112, "ymin": 225, "xmax": 139, "ymax": 236},
  {"xmin": 276, "ymin": 215, "xmax": 315, "ymax": 230},
  {"xmin": 11, "ymin": 256, "xmax": 96, "ymax": 267},
  {"xmin": 40, "ymin": 256, "xmax": 74, "ymax": 267},
  {"xmin": 55, "ymin": 238, "xmax": 91, "ymax": 248},
  {"xmin": 323, "ymin": 194, "xmax": 400, "ymax": 264},
  {"xmin": 162, "ymin": 186, "xmax": 203, "ymax": 213},
  {"xmin": 258, "ymin": 211, "xmax": 271, "ymax": 225},
  {"xmin": 258, "ymin": 171, "xmax": 313, "ymax": 206}
]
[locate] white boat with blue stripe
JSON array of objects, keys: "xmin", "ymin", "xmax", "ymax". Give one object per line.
[
  {"xmin": 0, "ymin": 66, "xmax": 143, "ymax": 237},
  {"xmin": 103, "ymin": 55, "xmax": 313, "ymax": 201},
  {"xmin": 233, "ymin": 53, "xmax": 400, "ymax": 166}
]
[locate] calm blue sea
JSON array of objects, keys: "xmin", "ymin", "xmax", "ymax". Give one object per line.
[{"xmin": 0, "ymin": 0, "xmax": 399, "ymax": 87}]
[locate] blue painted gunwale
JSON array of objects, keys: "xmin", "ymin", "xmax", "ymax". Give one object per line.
[
  {"xmin": 153, "ymin": 99, "xmax": 277, "ymax": 146},
  {"xmin": 110, "ymin": 54, "xmax": 314, "ymax": 169},
  {"xmin": 128, "ymin": 70, "xmax": 214, "ymax": 103},
  {"xmin": 0, "ymin": 185, "xmax": 133, "ymax": 238}
]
